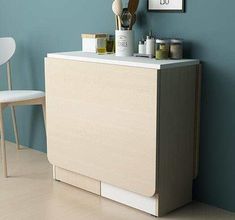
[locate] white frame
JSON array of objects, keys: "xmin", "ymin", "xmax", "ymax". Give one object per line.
[{"xmin": 148, "ymin": 0, "xmax": 185, "ymax": 12}]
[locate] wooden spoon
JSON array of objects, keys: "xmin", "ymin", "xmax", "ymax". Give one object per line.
[
  {"xmin": 112, "ymin": 0, "xmax": 123, "ymax": 30},
  {"xmin": 128, "ymin": 0, "xmax": 139, "ymax": 30}
]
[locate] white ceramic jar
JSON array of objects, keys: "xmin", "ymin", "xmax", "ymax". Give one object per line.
[
  {"xmin": 146, "ymin": 36, "xmax": 155, "ymax": 57},
  {"xmin": 138, "ymin": 40, "xmax": 146, "ymax": 54},
  {"xmin": 115, "ymin": 30, "xmax": 134, "ymax": 57}
]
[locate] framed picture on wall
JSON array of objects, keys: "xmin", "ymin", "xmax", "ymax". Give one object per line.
[{"xmin": 148, "ymin": 0, "xmax": 185, "ymax": 12}]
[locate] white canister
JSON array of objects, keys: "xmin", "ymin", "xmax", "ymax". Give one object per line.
[
  {"xmin": 146, "ymin": 36, "xmax": 155, "ymax": 57},
  {"xmin": 115, "ymin": 30, "xmax": 134, "ymax": 57},
  {"xmin": 138, "ymin": 40, "xmax": 146, "ymax": 54}
]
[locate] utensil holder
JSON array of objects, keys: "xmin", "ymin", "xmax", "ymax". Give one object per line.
[{"xmin": 115, "ymin": 30, "xmax": 134, "ymax": 57}]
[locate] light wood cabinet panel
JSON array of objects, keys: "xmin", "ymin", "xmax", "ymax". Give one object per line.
[
  {"xmin": 55, "ymin": 166, "xmax": 101, "ymax": 195},
  {"xmin": 157, "ymin": 66, "xmax": 197, "ymax": 216},
  {"xmin": 45, "ymin": 58, "xmax": 157, "ymax": 197}
]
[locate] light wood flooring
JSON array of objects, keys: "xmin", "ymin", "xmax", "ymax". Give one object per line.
[{"xmin": 0, "ymin": 142, "xmax": 234, "ymax": 220}]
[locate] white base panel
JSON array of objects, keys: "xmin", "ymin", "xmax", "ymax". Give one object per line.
[{"xmin": 101, "ymin": 182, "xmax": 158, "ymax": 216}]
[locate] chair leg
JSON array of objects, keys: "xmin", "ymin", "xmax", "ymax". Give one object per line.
[
  {"xmin": 42, "ymin": 103, "xmax": 46, "ymax": 132},
  {"xmin": 0, "ymin": 106, "xmax": 7, "ymax": 178},
  {"xmin": 11, "ymin": 107, "xmax": 20, "ymax": 150}
]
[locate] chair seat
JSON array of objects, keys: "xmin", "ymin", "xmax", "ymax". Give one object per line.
[{"xmin": 0, "ymin": 90, "xmax": 45, "ymax": 103}]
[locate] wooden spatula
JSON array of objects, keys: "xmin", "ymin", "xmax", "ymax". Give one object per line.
[{"xmin": 128, "ymin": 0, "xmax": 139, "ymax": 30}]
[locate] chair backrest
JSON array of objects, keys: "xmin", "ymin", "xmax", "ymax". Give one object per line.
[{"xmin": 0, "ymin": 37, "xmax": 16, "ymax": 66}]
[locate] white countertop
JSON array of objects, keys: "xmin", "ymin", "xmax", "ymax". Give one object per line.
[{"xmin": 47, "ymin": 51, "xmax": 199, "ymax": 70}]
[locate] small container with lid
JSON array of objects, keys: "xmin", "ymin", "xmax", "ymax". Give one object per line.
[
  {"xmin": 96, "ymin": 38, "xmax": 107, "ymax": 55},
  {"xmin": 170, "ymin": 39, "xmax": 183, "ymax": 59},
  {"xmin": 155, "ymin": 39, "xmax": 170, "ymax": 60},
  {"xmin": 138, "ymin": 40, "xmax": 146, "ymax": 54},
  {"xmin": 146, "ymin": 36, "xmax": 155, "ymax": 56}
]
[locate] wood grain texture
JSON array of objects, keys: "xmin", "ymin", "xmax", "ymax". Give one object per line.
[
  {"xmin": 55, "ymin": 166, "xmax": 101, "ymax": 195},
  {"xmin": 45, "ymin": 58, "xmax": 157, "ymax": 197},
  {"xmin": 157, "ymin": 66, "xmax": 197, "ymax": 216}
]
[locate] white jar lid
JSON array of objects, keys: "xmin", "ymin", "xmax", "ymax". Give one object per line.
[
  {"xmin": 156, "ymin": 39, "xmax": 170, "ymax": 44},
  {"xmin": 171, "ymin": 39, "xmax": 183, "ymax": 44}
]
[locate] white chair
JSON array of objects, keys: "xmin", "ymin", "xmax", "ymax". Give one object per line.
[{"xmin": 0, "ymin": 37, "xmax": 46, "ymax": 178}]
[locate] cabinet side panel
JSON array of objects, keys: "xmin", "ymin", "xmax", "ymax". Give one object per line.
[
  {"xmin": 45, "ymin": 58, "xmax": 157, "ymax": 197},
  {"xmin": 194, "ymin": 65, "xmax": 202, "ymax": 179},
  {"xmin": 157, "ymin": 66, "xmax": 197, "ymax": 216}
]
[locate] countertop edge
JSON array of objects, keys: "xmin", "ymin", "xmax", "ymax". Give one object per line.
[{"xmin": 47, "ymin": 53, "xmax": 200, "ymax": 70}]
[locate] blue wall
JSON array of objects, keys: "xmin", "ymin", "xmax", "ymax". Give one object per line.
[{"xmin": 0, "ymin": 0, "xmax": 234, "ymax": 213}]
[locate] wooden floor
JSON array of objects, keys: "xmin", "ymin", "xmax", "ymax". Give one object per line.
[{"xmin": 0, "ymin": 142, "xmax": 234, "ymax": 220}]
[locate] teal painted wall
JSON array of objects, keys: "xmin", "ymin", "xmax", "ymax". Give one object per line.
[{"xmin": 0, "ymin": 0, "xmax": 234, "ymax": 213}]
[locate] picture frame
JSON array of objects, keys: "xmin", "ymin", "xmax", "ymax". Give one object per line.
[{"xmin": 148, "ymin": 0, "xmax": 185, "ymax": 12}]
